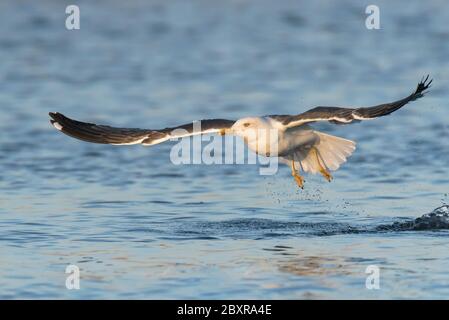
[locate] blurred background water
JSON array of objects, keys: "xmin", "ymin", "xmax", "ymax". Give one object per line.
[{"xmin": 0, "ymin": 0, "xmax": 449, "ymax": 299}]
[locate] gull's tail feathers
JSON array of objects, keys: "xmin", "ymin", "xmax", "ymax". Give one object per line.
[{"xmin": 294, "ymin": 132, "xmax": 356, "ymax": 174}]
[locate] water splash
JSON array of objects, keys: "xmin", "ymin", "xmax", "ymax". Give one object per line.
[
  {"xmin": 163, "ymin": 206, "xmax": 449, "ymax": 240},
  {"xmin": 376, "ymin": 205, "xmax": 449, "ymax": 231}
]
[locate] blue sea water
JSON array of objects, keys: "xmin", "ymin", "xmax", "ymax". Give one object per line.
[{"xmin": 1, "ymin": 0, "xmax": 449, "ymax": 299}]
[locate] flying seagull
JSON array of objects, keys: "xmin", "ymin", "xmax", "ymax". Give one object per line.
[{"xmin": 49, "ymin": 76, "xmax": 432, "ymax": 188}]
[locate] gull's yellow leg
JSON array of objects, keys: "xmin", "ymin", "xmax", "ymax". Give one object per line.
[
  {"xmin": 311, "ymin": 147, "xmax": 332, "ymax": 182},
  {"xmin": 291, "ymin": 160, "xmax": 304, "ymax": 189}
]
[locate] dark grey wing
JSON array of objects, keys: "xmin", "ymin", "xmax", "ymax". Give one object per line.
[
  {"xmin": 49, "ymin": 112, "xmax": 235, "ymax": 146},
  {"xmin": 270, "ymin": 76, "xmax": 432, "ymax": 127}
]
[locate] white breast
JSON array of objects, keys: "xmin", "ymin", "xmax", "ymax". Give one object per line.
[
  {"xmin": 240, "ymin": 119, "xmax": 318, "ymax": 157},
  {"xmin": 232, "ymin": 117, "xmax": 319, "ymax": 157}
]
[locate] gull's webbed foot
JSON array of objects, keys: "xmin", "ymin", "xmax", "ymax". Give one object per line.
[
  {"xmin": 292, "ymin": 173, "xmax": 304, "ymax": 189},
  {"xmin": 310, "ymin": 147, "xmax": 333, "ymax": 183},
  {"xmin": 319, "ymin": 169, "xmax": 333, "ymax": 182},
  {"xmin": 290, "ymin": 160, "xmax": 304, "ymax": 189}
]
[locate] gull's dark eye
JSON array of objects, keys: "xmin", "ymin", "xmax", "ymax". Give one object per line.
[{"xmin": 243, "ymin": 123, "xmax": 250, "ymax": 127}]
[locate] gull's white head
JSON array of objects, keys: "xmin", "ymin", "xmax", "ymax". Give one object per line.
[
  {"xmin": 230, "ymin": 117, "xmax": 269, "ymax": 138},
  {"xmin": 229, "ymin": 117, "xmax": 280, "ymax": 158}
]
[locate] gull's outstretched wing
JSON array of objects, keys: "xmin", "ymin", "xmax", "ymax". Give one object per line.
[
  {"xmin": 269, "ymin": 76, "xmax": 432, "ymax": 127},
  {"xmin": 49, "ymin": 112, "xmax": 235, "ymax": 146}
]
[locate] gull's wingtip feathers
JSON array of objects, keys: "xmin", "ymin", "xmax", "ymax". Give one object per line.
[
  {"xmin": 49, "ymin": 111, "xmax": 59, "ymax": 119},
  {"xmin": 415, "ymin": 74, "xmax": 432, "ymax": 96},
  {"xmin": 49, "ymin": 112, "xmax": 63, "ymax": 130}
]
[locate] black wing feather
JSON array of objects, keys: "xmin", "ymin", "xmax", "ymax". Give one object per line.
[
  {"xmin": 270, "ymin": 76, "xmax": 432, "ymax": 126},
  {"xmin": 49, "ymin": 112, "xmax": 235, "ymax": 145},
  {"xmin": 49, "ymin": 112, "xmax": 163, "ymax": 144}
]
